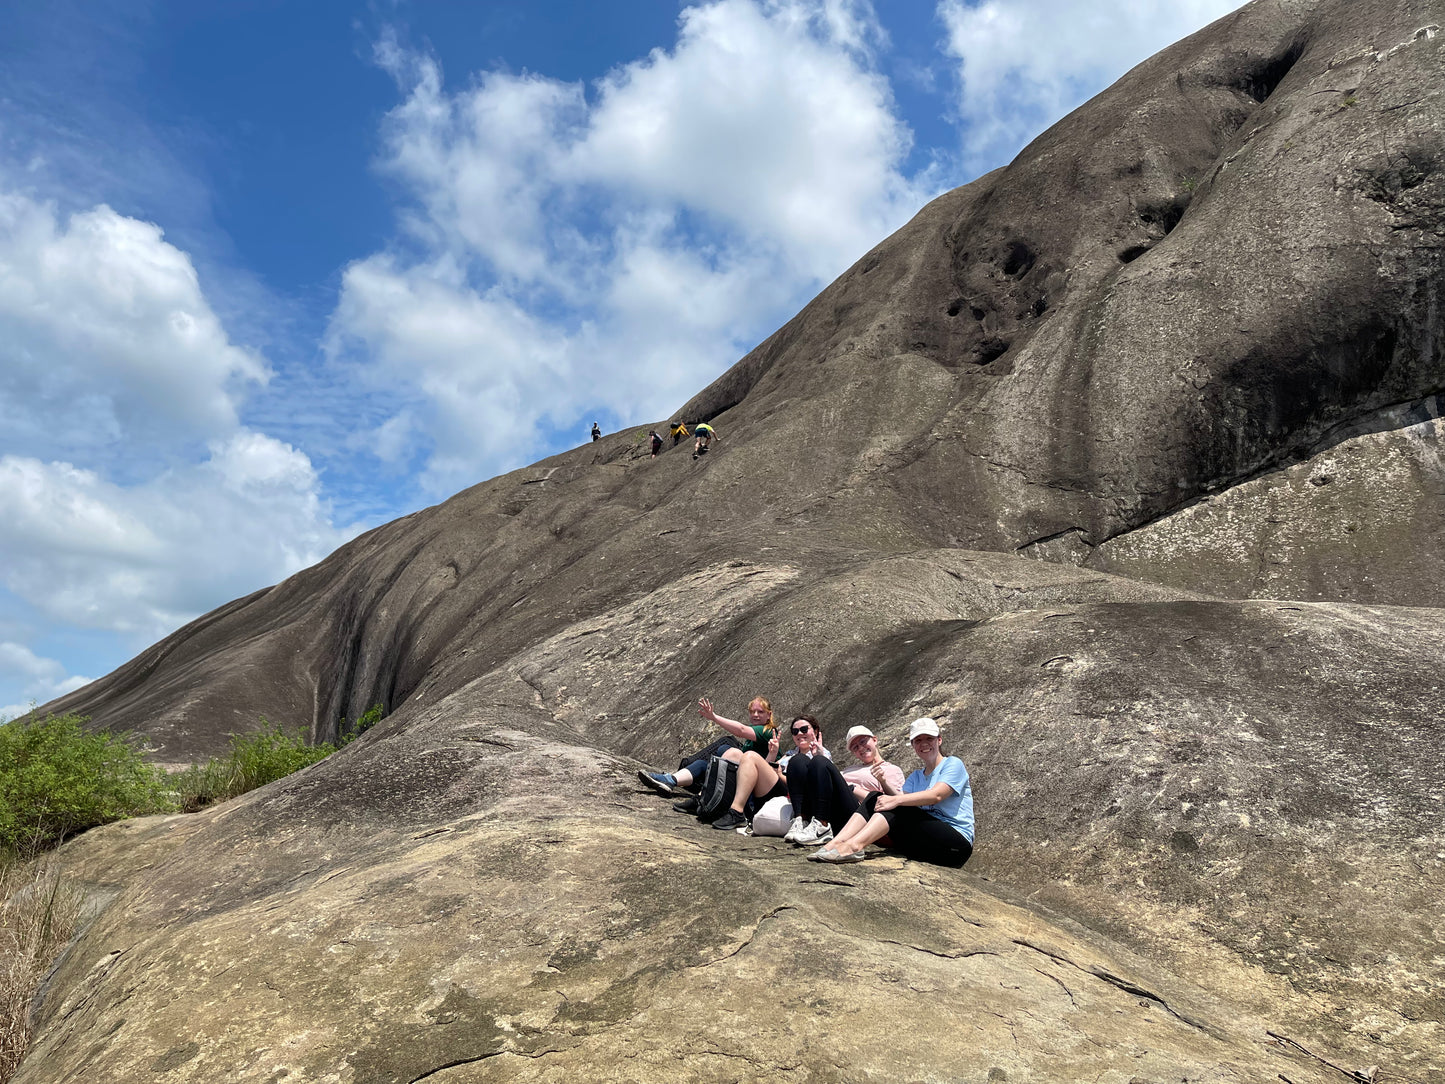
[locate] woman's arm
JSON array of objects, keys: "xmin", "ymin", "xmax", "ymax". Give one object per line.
[
  {"xmin": 871, "ymin": 760, "xmax": 902, "ymax": 796},
  {"xmin": 698, "ymin": 697, "xmax": 757, "ymax": 741},
  {"xmin": 876, "ymin": 781, "xmax": 954, "ymax": 811}
]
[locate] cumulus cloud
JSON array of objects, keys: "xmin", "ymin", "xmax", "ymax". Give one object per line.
[
  {"xmin": 0, "ymin": 184, "xmax": 357, "ymax": 711},
  {"xmin": 0, "ymin": 435, "xmax": 354, "ymax": 639},
  {"xmin": 0, "ymin": 189, "xmax": 269, "ymax": 467},
  {"xmin": 0, "ymin": 641, "xmax": 92, "ymax": 721},
  {"xmin": 938, "ymin": 0, "xmax": 1244, "ymax": 172},
  {"xmin": 331, "ymin": 0, "xmax": 939, "ymax": 495}
]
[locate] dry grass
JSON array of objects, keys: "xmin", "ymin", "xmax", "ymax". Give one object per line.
[{"xmin": 0, "ymin": 855, "xmax": 86, "ymax": 1084}]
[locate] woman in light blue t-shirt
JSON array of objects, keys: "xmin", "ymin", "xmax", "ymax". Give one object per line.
[{"xmin": 810, "ymin": 716, "xmax": 973, "ymax": 867}]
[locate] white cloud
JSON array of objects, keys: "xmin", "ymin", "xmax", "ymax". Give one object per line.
[
  {"xmin": 331, "ymin": 0, "xmax": 939, "ymax": 495},
  {"xmin": 575, "ymin": 0, "xmax": 915, "ymax": 280},
  {"xmin": 938, "ymin": 0, "xmax": 1244, "ymax": 172},
  {"xmin": 0, "ymin": 190, "xmax": 269, "ymax": 466},
  {"xmin": 0, "ymin": 182, "xmax": 356, "ymax": 710},
  {"xmin": 0, "ymin": 641, "xmax": 91, "ymax": 721},
  {"xmin": 0, "ymin": 436, "xmax": 355, "ymax": 640}
]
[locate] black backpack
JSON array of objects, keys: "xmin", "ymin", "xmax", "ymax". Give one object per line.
[{"xmin": 695, "ymin": 755, "xmax": 739, "ymax": 821}]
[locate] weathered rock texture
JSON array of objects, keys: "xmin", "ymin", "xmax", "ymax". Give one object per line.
[{"xmin": 24, "ymin": 0, "xmax": 1445, "ymax": 1081}]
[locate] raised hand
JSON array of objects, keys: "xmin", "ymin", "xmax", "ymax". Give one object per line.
[{"xmin": 698, "ymin": 696, "xmax": 718, "ymax": 722}]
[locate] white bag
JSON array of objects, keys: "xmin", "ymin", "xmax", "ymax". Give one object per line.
[{"xmin": 751, "ymin": 796, "xmax": 794, "ymax": 836}]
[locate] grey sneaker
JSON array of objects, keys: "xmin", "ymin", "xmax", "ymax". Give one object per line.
[{"xmin": 711, "ymin": 809, "xmax": 747, "ymax": 831}]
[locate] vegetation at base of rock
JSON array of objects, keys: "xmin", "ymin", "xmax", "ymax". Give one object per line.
[
  {"xmin": 0, "ymin": 853, "xmax": 86, "ymax": 1084},
  {"xmin": 172, "ymin": 721, "xmax": 340, "ymax": 812},
  {"xmin": 174, "ymin": 705, "xmax": 383, "ymax": 811},
  {"xmin": 341, "ymin": 702, "xmax": 385, "ymax": 742},
  {"xmin": 0, "ymin": 713, "xmax": 173, "ymax": 858},
  {"xmin": 1, "ymin": 706, "xmax": 386, "ymax": 848}
]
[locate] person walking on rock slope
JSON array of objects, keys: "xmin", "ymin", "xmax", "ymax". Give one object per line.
[
  {"xmin": 692, "ymin": 421, "xmax": 716, "ymax": 459},
  {"xmin": 811, "ymin": 716, "xmax": 973, "ymax": 867},
  {"xmin": 649, "ymin": 430, "xmax": 663, "ymax": 458},
  {"xmin": 590, "ymin": 422, "xmax": 601, "ymax": 442},
  {"xmin": 669, "ymin": 421, "xmax": 689, "ymax": 446}
]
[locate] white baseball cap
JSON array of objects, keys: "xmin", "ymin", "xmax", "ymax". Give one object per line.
[
  {"xmin": 845, "ymin": 725, "xmax": 875, "ymax": 746},
  {"xmin": 908, "ymin": 717, "xmax": 941, "ymax": 741}
]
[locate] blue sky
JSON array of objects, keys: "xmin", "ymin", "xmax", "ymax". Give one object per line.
[{"xmin": 0, "ymin": 0, "xmax": 1241, "ymax": 721}]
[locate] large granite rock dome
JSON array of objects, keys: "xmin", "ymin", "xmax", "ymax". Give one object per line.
[{"xmin": 23, "ymin": 0, "xmax": 1444, "ymax": 1081}]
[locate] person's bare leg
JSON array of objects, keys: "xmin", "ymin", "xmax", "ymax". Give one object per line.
[
  {"xmin": 749, "ymin": 756, "xmax": 779, "ymax": 799},
  {"xmin": 828, "ymin": 813, "xmax": 890, "ymax": 856},
  {"xmin": 730, "ymin": 754, "xmax": 760, "ymax": 813},
  {"xmin": 728, "ymin": 752, "xmax": 779, "ymax": 814},
  {"xmin": 827, "ymin": 811, "xmax": 870, "ymax": 850},
  {"xmin": 721, "ymin": 748, "xmax": 743, "ymax": 764}
]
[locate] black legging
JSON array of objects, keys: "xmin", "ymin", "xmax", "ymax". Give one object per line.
[
  {"xmin": 863, "ymin": 792, "xmax": 972, "ymax": 867},
  {"xmin": 786, "ymin": 756, "xmax": 860, "ymax": 832}
]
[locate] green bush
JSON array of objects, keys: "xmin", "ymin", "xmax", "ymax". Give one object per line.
[
  {"xmin": 173, "ymin": 720, "xmax": 338, "ymax": 812},
  {"xmin": 0, "ymin": 713, "xmax": 175, "ymax": 858},
  {"xmin": 341, "ymin": 702, "xmax": 385, "ymax": 743}
]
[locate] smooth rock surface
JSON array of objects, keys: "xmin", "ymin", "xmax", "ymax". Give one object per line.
[{"xmin": 21, "ymin": 0, "xmax": 1445, "ymax": 1081}]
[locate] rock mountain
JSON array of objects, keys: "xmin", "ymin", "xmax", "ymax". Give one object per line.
[{"xmin": 24, "ymin": 0, "xmax": 1445, "ymax": 1081}]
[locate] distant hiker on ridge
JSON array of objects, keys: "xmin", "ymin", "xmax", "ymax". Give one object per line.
[
  {"xmin": 692, "ymin": 421, "xmax": 716, "ymax": 459},
  {"xmin": 669, "ymin": 421, "xmax": 689, "ymax": 446},
  {"xmin": 649, "ymin": 430, "xmax": 663, "ymax": 458},
  {"xmin": 591, "ymin": 422, "xmax": 601, "ymax": 442}
]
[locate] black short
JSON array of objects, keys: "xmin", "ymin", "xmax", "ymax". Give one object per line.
[{"xmin": 863, "ymin": 793, "xmax": 973, "ymax": 868}]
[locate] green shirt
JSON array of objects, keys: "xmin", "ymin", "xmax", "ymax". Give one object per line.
[{"xmin": 741, "ymin": 724, "xmax": 774, "ymax": 756}]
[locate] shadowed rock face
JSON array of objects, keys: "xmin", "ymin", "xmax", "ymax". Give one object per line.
[{"xmin": 23, "ymin": 0, "xmax": 1445, "ymax": 1081}]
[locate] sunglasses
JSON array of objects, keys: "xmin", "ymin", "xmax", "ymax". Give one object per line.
[{"xmin": 790, "ymin": 725, "xmax": 812, "ymax": 735}]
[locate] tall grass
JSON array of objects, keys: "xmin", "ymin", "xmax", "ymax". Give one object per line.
[
  {"xmin": 171, "ymin": 705, "xmax": 383, "ymax": 812},
  {"xmin": 171, "ymin": 720, "xmax": 338, "ymax": 811},
  {"xmin": 0, "ymin": 854, "xmax": 86, "ymax": 1084},
  {"xmin": 0, "ymin": 705, "xmax": 383, "ymax": 1079}
]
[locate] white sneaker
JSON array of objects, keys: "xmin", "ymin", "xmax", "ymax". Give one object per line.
[
  {"xmin": 782, "ymin": 816, "xmax": 807, "ymax": 843},
  {"xmin": 794, "ymin": 818, "xmax": 833, "ymax": 846}
]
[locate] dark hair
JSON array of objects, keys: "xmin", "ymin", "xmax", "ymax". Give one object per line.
[{"xmin": 791, "ymin": 713, "xmax": 821, "ymax": 739}]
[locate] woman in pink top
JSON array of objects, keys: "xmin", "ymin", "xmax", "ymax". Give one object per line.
[{"xmin": 840, "ymin": 726, "xmax": 906, "ymax": 799}]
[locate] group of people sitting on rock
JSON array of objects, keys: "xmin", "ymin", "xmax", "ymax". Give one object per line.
[{"xmin": 638, "ymin": 695, "xmax": 973, "ymax": 867}]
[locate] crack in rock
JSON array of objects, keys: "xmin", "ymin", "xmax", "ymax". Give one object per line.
[
  {"xmin": 408, "ymin": 1047, "xmax": 563, "ymax": 1083},
  {"xmin": 879, "ymin": 938, "xmax": 1001, "ymax": 961},
  {"xmin": 1033, "ymin": 965, "xmax": 1079, "ymax": 1007},
  {"xmin": 1011, "ymin": 939, "xmax": 1218, "ymax": 1037},
  {"xmin": 1267, "ymin": 1031, "xmax": 1381, "ymax": 1083},
  {"xmin": 690, "ymin": 905, "xmax": 797, "ymax": 968}
]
